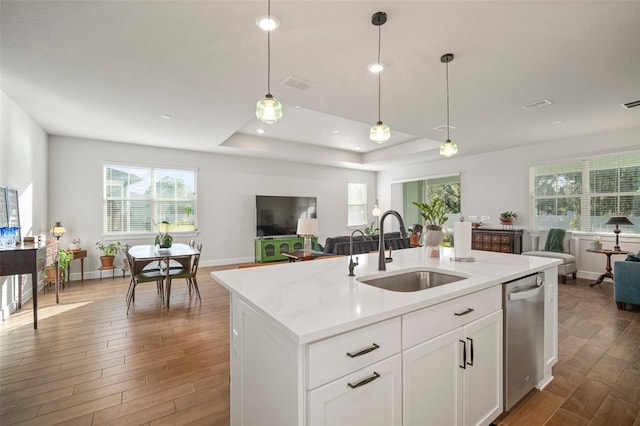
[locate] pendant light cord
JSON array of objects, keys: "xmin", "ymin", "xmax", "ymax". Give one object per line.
[
  {"xmin": 267, "ymin": 0, "xmax": 272, "ymax": 94},
  {"xmin": 446, "ymin": 60, "xmax": 450, "ymax": 141},
  {"xmin": 377, "ymin": 24, "xmax": 382, "ymax": 122}
]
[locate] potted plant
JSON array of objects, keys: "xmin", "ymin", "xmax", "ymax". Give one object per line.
[
  {"xmin": 95, "ymin": 241, "xmax": 122, "ymax": 268},
  {"xmin": 69, "ymin": 237, "xmax": 81, "ymax": 251},
  {"xmin": 413, "ymin": 198, "xmax": 449, "ymax": 249},
  {"xmin": 45, "ymin": 249, "xmax": 74, "ymax": 282},
  {"xmin": 363, "ymin": 221, "xmax": 379, "ymax": 237},
  {"xmin": 408, "ymin": 224, "xmax": 423, "ymax": 246},
  {"xmin": 153, "ymin": 220, "xmax": 173, "ymax": 248},
  {"xmin": 500, "ymin": 211, "xmax": 518, "ymax": 225},
  {"xmin": 590, "ymin": 235, "xmax": 603, "ymax": 251}
]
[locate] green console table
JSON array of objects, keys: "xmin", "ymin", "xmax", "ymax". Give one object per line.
[{"xmin": 255, "ymin": 236, "xmax": 318, "ymax": 263}]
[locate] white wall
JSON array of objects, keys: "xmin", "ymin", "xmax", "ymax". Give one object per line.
[
  {"xmin": 377, "ymin": 126, "xmax": 640, "ymax": 279},
  {"xmin": 48, "ymin": 135, "xmax": 377, "ymax": 277},
  {"xmin": 1, "ymin": 91, "xmax": 49, "ymax": 320}
]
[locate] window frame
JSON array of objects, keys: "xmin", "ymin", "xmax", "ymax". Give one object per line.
[
  {"xmin": 347, "ymin": 182, "xmax": 368, "ymax": 228},
  {"xmin": 530, "ymin": 154, "xmax": 640, "ymax": 234},
  {"xmin": 102, "ymin": 163, "xmax": 198, "ymax": 236}
]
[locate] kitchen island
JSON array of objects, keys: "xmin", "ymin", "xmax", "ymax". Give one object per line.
[{"xmin": 212, "ymin": 247, "xmax": 561, "ymax": 426}]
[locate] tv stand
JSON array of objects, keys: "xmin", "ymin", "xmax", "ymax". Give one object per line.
[{"xmin": 255, "ymin": 236, "xmax": 318, "ymax": 263}]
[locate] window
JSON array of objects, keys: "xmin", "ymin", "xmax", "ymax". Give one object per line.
[
  {"xmin": 530, "ymin": 154, "xmax": 640, "ymax": 233},
  {"xmin": 347, "ymin": 183, "xmax": 367, "ymax": 227},
  {"xmin": 103, "ymin": 164, "xmax": 197, "ymax": 234},
  {"xmin": 393, "ymin": 175, "xmax": 461, "ymax": 228}
]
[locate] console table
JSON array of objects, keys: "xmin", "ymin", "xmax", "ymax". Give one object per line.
[
  {"xmin": 0, "ymin": 241, "xmax": 58, "ymax": 329},
  {"xmin": 472, "ymin": 227, "xmax": 523, "ymax": 254},
  {"xmin": 255, "ymin": 236, "xmax": 318, "ymax": 263},
  {"xmin": 69, "ymin": 249, "xmax": 87, "ymax": 283}
]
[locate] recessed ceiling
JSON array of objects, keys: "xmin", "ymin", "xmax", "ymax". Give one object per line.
[{"xmin": 1, "ymin": 1, "xmax": 639, "ymax": 171}]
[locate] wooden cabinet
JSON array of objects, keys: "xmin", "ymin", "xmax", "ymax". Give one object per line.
[
  {"xmin": 403, "ymin": 288, "xmax": 503, "ymax": 426},
  {"xmin": 255, "ymin": 236, "xmax": 318, "ymax": 262},
  {"xmin": 472, "ymin": 228, "xmax": 523, "ymax": 254}
]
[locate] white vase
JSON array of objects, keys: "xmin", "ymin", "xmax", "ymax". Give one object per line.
[{"xmin": 423, "ymin": 229, "xmax": 444, "ymax": 248}]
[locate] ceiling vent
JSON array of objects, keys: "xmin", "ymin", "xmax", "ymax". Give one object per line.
[
  {"xmin": 621, "ymin": 99, "xmax": 640, "ymax": 109},
  {"xmin": 282, "ymin": 75, "xmax": 316, "ymax": 91},
  {"xmin": 521, "ymin": 99, "xmax": 552, "ymax": 110},
  {"xmin": 434, "ymin": 124, "xmax": 456, "ymax": 132}
]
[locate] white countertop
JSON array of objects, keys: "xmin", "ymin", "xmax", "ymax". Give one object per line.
[{"xmin": 211, "ymin": 247, "xmax": 561, "ymax": 344}]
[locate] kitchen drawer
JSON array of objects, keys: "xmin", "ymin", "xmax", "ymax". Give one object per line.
[
  {"xmin": 307, "ymin": 317, "xmax": 401, "ymax": 389},
  {"xmin": 402, "ymin": 285, "xmax": 501, "ymax": 349}
]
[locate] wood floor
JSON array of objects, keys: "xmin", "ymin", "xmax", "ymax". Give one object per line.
[{"xmin": 1, "ymin": 267, "xmax": 639, "ymax": 425}]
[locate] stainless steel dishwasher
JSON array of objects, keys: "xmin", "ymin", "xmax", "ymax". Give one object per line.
[{"xmin": 503, "ymin": 271, "xmax": 545, "ymax": 411}]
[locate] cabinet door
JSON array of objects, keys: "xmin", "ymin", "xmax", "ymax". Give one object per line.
[
  {"xmin": 309, "ymin": 354, "xmax": 402, "ymax": 426},
  {"xmin": 403, "ymin": 327, "xmax": 463, "ymax": 426},
  {"xmin": 462, "ymin": 310, "xmax": 503, "ymax": 426}
]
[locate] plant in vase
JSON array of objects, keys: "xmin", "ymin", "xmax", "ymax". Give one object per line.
[
  {"xmin": 69, "ymin": 237, "xmax": 81, "ymax": 250},
  {"xmin": 153, "ymin": 220, "xmax": 173, "ymax": 248},
  {"xmin": 408, "ymin": 224, "xmax": 423, "ymax": 246},
  {"xmin": 363, "ymin": 221, "xmax": 379, "ymax": 237},
  {"xmin": 590, "ymin": 235, "xmax": 603, "ymax": 251},
  {"xmin": 45, "ymin": 249, "xmax": 74, "ymax": 282},
  {"xmin": 499, "ymin": 211, "xmax": 518, "ymax": 225},
  {"xmin": 413, "ymin": 198, "xmax": 449, "ymax": 250},
  {"xmin": 95, "ymin": 241, "xmax": 122, "ymax": 268}
]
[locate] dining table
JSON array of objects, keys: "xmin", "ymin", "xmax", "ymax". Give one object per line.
[{"xmin": 128, "ymin": 243, "xmax": 199, "ymax": 307}]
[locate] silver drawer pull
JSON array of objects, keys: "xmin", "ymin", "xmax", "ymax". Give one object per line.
[
  {"xmin": 346, "ymin": 343, "xmax": 380, "ymax": 358},
  {"xmin": 454, "ymin": 308, "xmax": 474, "ymax": 316},
  {"xmin": 347, "ymin": 372, "xmax": 380, "ymax": 389}
]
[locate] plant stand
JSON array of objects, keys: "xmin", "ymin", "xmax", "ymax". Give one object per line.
[{"xmin": 99, "ymin": 265, "xmax": 116, "ymax": 280}]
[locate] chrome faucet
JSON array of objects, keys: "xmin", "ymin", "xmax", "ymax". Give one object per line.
[
  {"xmin": 348, "ymin": 229, "xmax": 367, "ymax": 276},
  {"xmin": 378, "ymin": 210, "xmax": 408, "ymax": 271}
]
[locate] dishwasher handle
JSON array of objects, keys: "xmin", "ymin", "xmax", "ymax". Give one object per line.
[{"xmin": 509, "ymin": 285, "xmax": 543, "ymax": 301}]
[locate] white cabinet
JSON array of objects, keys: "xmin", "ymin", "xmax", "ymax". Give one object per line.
[
  {"xmin": 309, "ymin": 354, "xmax": 402, "ymax": 426},
  {"xmin": 538, "ymin": 267, "xmax": 558, "ymax": 389},
  {"xmin": 403, "ymin": 309, "xmax": 503, "ymax": 426}
]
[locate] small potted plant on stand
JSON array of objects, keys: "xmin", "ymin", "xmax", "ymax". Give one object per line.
[
  {"xmin": 69, "ymin": 237, "xmax": 81, "ymax": 251},
  {"xmin": 363, "ymin": 221, "xmax": 379, "ymax": 237},
  {"xmin": 500, "ymin": 211, "xmax": 518, "ymax": 225},
  {"xmin": 408, "ymin": 224, "xmax": 423, "ymax": 247},
  {"xmin": 95, "ymin": 241, "xmax": 122, "ymax": 268},
  {"xmin": 413, "ymin": 198, "xmax": 449, "ymax": 256},
  {"xmin": 44, "ymin": 249, "xmax": 74, "ymax": 290}
]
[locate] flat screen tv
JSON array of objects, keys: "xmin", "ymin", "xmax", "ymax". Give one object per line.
[{"xmin": 256, "ymin": 195, "xmax": 317, "ymax": 237}]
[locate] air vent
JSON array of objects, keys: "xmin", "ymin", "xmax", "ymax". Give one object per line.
[
  {"xmin": 521, "ymin": 99, "xmax": 552, "ymax": 110},
  {"xmin": 282, "ymin": 75, "xmax": 316, "ymax": 91},
  {"xmin": 434, "ymin": 124, "xmax": 456, "ymax": 132},
  {"xmin": 621, "ymin": 99, "xmax": 640, "ymax": 109}
]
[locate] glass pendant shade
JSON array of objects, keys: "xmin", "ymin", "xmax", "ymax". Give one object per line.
[
  {"xmin": 370, "ymin": 121, "xmax": 391, "ymax": 143},
  {"xmin": 440, "ymin": 139, "xmax": 458, "ymax": 157},
  {"xmin": 256, "ymin": 94, "xmax": 283, "ymax": 124}
]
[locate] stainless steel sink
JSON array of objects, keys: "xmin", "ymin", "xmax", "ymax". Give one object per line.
[{"xmin": 357, "ymin": 269, "xmax": 465, "ymax": 292}]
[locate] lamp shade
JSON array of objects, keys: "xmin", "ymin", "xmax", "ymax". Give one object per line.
[
  {"xmin": 604, "ymin": 215, "xmax": 634, "ymax": 226},
  {"xmin": 440, "ymin": 139, "xmax": 458, "ymax": 157},
  {"xmin": 372, "ymin": 205, "xmax": 381, "ymax": 217},
  {"xmin": 50, "ymin": 221, "xmax": 67, "ymax": 240},
  {"xmin": 296, "ymin": 218, "xmax": 318, "ymax": 236}
]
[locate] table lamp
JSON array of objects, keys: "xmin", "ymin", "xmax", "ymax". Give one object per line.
[
  {"xmin": 604, "ymin": 215, "xmax": 634, "ymax": 251},
  {"xmin": 50, "ymin": 222, "xmax": 67, "ymax": 240},
  {"xmin": 372, "ymin": 202, "xmax": 381, "ymax": 228},
  {"xmin": 297, "ymin": 218, "xmax": 318, "ymax": 256}
]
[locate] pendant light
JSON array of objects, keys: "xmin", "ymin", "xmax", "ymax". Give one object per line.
[
  {"xmin": 256, "ymin": 0, "xmax": 283, "ymax": 124},
  {"xmin": 370, "ymin": 11, "xmax": 390, "ymax": 144},
  {"xmin": 440, "ymin": 53, "xmax": 458, "ymax": 157}
]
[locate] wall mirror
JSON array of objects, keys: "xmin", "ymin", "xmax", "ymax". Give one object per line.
[{"xmin": 391, "ymin": 173, "xmax": 461, "ymax": 231}]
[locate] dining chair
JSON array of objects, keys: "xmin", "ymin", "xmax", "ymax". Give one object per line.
[
  {"xmin": 165, "ymin": 243, "xmax": 202, "ymax": 309},
  {"xmin": 125, "ymin": 249, "xmax": 166, "ymax": 313}
]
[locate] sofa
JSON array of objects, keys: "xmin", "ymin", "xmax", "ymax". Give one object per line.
[
  {"xmin": 521, "ymin": 230, "xmax": 578, "ymax": 283},
  {"xmin": 613, "ymin": 257, "xmax": 640, "ymax": 310},
  {"xmin": 324, "ymin": 232, "xmax": 411, "ymax": 256}
]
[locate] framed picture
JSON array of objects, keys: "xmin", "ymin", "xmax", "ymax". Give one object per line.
[
  {"xmin": 0, "ymin": 186, "xmax": 7, "ymax": 227},
  {"xmin": 6, "ymin": 187, "xmax": 21, "ymax": 239}
]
